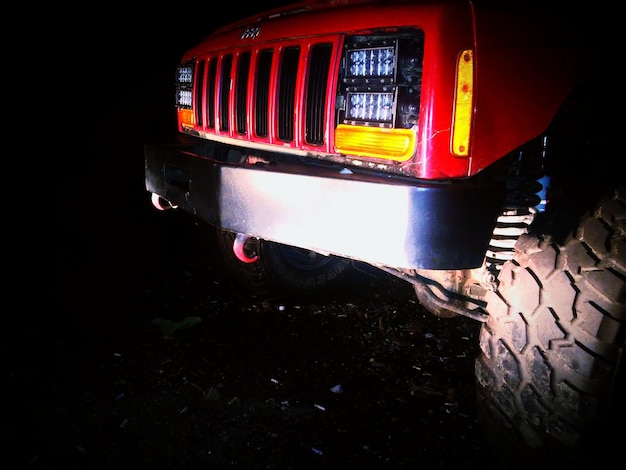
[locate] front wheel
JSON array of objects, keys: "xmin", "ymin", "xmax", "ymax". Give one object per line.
[
  {"xmin": 475, "ymin": 186, "xmax": 626, "ymax": 466},
  {"xmin": 216, "ymin": 229, "xmax": 354, "ymax": 300}
]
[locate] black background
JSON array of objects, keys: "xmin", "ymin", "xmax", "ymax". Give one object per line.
[
  {"xmin": 12, "ymin": 2, "xmax": 614, "ymax": 468},
  {"xmin": 14, "ymin": 5, "xmax": 493, "ymax": 469},
  {"xmin": 39, "ymin": 2, "xmax": 294, "ymax": 309}
]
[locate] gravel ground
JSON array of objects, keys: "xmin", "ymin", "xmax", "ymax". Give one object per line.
[{"xmin": 10, "ymin": 209, "xmax": 503, "ymax": 469}]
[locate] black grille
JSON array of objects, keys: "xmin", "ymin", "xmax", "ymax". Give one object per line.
[
  {"xmin": 306, "ymin": 44, "xmax": 332, "ymax": 145},
  {"xmin": 192, "ymin": 40, "xmax": 334, "ymax": 149},
  {"xmin": 277, "ymin": 47, "xmax": 300, "ymax": 142},
  {"xmin": 255, "ymin": 49, "xmax": 273, "ymax": 138},
  {"xmin": 206, "ymin": 58, "xmax": 217, "ymax": 129},
  {"xmin": 235, "ymin": 52, "xmax": 251, "ymax": 134},
  {"xmin": 193, "ymin": 59, "xmax": 205, "ymax": 128},
  {"xmin": 219, "ymin": 55, "xmax": 233, "ymax": 131}
]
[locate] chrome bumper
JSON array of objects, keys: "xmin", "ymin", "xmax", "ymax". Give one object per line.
[{"xmin": 144, "ymin": 141, "xmax": 504, "ymax": 269}]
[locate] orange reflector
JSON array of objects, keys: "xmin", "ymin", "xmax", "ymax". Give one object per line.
[
  {"xmin": 335, "ymin": 124, "xmax": 416, "ymax": 161},
  {"xmin": 178, "ymin": 108, "xmax": 194, "ymax": 127},
  {"xmin": 451, "ymin": 49, "xmax": 474, "ymax": 157}
]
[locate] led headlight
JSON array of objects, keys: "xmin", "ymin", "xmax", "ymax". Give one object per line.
[
  {"xmin": 175, "ymin": 63, "xmax": 194, "ymax": 109},
  {"xmin": 336, "ymin": 30, "xmax": 423, "ymax": 161},
  {"xmin": 348, "ymin": 46, "xmax": 395, "ymax": 78},
  {"xmin": 346, "ymin": 92, "xmax": 394, "ymax": 123}
]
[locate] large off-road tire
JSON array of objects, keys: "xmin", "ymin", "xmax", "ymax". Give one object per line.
[
  {"xmin": 476, "ymin": 186, "xmax": 625, "ymax": 467},
  {"xmin": 216, "ymin": 229, "xmax": 354, "ymax": 300}
]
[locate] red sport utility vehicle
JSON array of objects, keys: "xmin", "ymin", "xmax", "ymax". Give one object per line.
[{"xmin": 145, "ymin": 0, "xmax": 623, "ymax": 465}]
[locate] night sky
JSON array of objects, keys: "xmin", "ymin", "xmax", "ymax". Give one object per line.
[{"xmin": 34, "ymin": 3, "xmax": 294, "ymax": 317}]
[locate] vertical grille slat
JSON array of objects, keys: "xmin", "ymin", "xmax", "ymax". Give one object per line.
[
  {"xmin": 206, "ymin": 58, "xmax": 217, "ymax": 129},
  {"xmin": 193, "ymin": 59, "xmax": 205, "ymax": 128},
  {"xmin": 255, "ymin": 49, "xmax": 273, "ymax": 138},
  {"xmin": 219, "ymin": 55, "xmax": 233, "ymax": 132},
  {"xmin": 236, "ymin": 52, "xmax": 251, "ymax": 134},
  {"xmin": 306, "ymin": 43, "xmax": 332, "ymax": 145},
  {"xmin": 277, "ymin": 47, "xmax": 300, "ymax": 142}
]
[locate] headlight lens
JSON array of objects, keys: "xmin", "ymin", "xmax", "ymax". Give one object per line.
[
  {"xmin": 175, "ymin": 64, "xmax": 194, "ymax": 109},
  {"xmin": 336, "ymin": 31, "xmax": 423, "ymax": 161},
  {"xmin": 346, "ymin": 92, "xmax": 394, "ymax": 123},
  {"xmin": 348, "ymin": 46, "xmax": 395, "ymax": 78}
]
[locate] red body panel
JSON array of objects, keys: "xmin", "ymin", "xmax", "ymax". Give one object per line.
[
  {"xmin": 180, "ymin": 0, "xmax": 593, "ymax": 179},
  {"xmin": 469, "ymin": 5, "xmax": 592, "ymax": 175}
]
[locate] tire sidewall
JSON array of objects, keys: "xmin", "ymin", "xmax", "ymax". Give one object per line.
[
  {"xmin": 260, "ymin": 241, "xmax": 353, "ymax": 295},
  {"xmin": 476, "ymin": 186, "xmax": 626, "ymax": 466}
]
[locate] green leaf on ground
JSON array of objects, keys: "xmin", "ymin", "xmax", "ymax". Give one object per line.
[{"xmin": 151, "ymin": 316, "xmax": 203, "ymax": 337}]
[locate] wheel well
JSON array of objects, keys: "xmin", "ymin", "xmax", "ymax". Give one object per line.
[{"xmin": 498, "ymin": 78, "xmax": 615, "ymax": 244}]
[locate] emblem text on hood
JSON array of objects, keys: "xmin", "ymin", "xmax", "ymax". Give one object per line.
[{"xmin": 241, "ymin": 26, "xmax": 260, "ymax": 39}]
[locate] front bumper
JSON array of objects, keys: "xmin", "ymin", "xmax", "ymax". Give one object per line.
[{"xmin": 144, "ymin": 139, "xmax": 505, "ymax": 270}]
